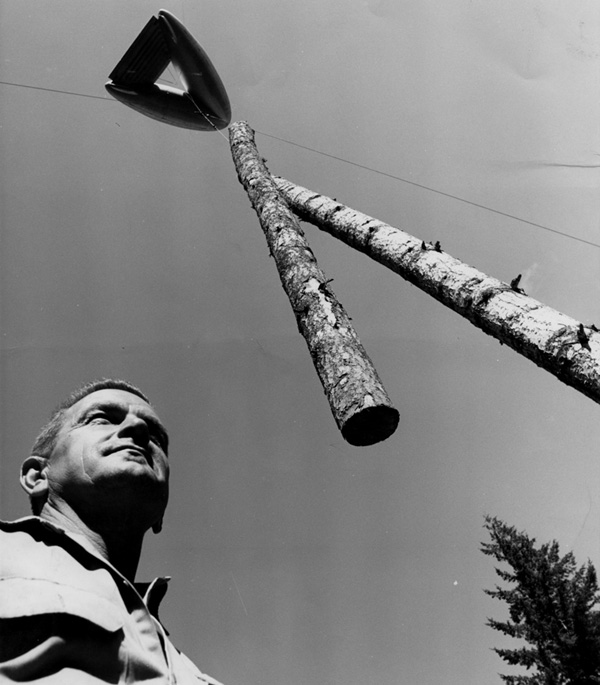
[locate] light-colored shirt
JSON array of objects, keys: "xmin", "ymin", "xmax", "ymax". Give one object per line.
[{"xmin": 0, "ymin": 517, "xmax": 223, "ymax": 685}]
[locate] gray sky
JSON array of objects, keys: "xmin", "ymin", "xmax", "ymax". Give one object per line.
[{"xmin": 2, "ymin": 1, "xmax": 600, "ymax": 683}]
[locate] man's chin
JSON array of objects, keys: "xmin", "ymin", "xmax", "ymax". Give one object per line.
[{"xmin": 97, "ymin": 467, "xmax": 168, "ymax": 498}]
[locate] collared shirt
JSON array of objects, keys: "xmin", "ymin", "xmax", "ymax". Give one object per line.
[{"xmin": 0, "ymin": 517, "xmax": 223, "ymax": 685}]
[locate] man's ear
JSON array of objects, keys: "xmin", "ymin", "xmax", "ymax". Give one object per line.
[{"xmin": 20, "ymin": 456, "xmax": 49, "ymax": 500}]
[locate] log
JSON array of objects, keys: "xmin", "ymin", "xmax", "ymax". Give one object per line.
[
  {"xmin": 229, "ymin": 122, "xmax": 399, "ymax": 446},
  {"xmin": 274, "ymin": 176, "xmax": 600, "ymax": 405}
]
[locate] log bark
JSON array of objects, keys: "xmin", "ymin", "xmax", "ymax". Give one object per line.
[
  {"xmin": 229, "ymin": 122, "xmax": 399, "ymax": 446},
  {"xmin": 275, "ymin": 176, "xmax": 600, "ymax": 405}
]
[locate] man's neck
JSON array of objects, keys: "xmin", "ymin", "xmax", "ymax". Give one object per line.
[{"xmin": 39, "ymin": 503, "xmax": 145, "ymax": 582}]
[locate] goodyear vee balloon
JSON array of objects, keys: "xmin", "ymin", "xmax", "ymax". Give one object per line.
[{"xmin": 105, "ymin": 10, "xmax": 231, "ymax": 131}]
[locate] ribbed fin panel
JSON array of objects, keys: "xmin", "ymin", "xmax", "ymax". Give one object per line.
[{"xmin": 108, "ymin": 16, "xmax": 171, "ymax": 85}]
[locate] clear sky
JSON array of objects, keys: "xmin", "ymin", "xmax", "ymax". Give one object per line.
[{"xmin": 1, "ymin": 1, "xmax": 600, "ymax": 683}]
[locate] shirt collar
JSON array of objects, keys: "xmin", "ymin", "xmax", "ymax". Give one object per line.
[{"xmin": 0, "ymin": 516, "xmax": 172, "ymax": 620}]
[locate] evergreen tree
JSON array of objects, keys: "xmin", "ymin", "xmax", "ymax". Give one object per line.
[{"xmin": 482, "ymin": 515, "xmax": 600, "ymax": 684}]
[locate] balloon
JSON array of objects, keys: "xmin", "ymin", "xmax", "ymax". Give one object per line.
[{"xmin": 105, "ymin": 10, "xmax": 231, "ymax": 131}]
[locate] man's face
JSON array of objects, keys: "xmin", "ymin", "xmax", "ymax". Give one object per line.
[{"xmin": 44, "ymin": 389, "xmax": 169, "ymax": 520}]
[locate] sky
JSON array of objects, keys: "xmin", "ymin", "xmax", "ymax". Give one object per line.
[{"xmin": 1, "ymin": 1, "xmax": 600, "ymax": 683}]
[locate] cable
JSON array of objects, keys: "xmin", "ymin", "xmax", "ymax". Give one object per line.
[
  {"xmin": 1, "ymin": 78, "xmax": 598, "ymax": 250},
  {"xmin": 0, "ymin": 80, "xmax": 112, "ymax": 101},
  {"xmin": 184, "ymin": 92, "xmax": 230, "ymax": 142},
  {"xmin": 254, "ymin": 130, "xmax": 600, "ymax": 250}
]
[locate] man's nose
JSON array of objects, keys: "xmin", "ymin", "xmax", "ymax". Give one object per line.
[{"xmin": 117, "ymin": 414, "xmax": 149, "ymax": 446}]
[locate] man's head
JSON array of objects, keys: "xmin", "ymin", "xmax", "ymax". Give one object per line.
[{"xmin": 21, "ymin": 379, "xmax": 170, "ymax": 533}]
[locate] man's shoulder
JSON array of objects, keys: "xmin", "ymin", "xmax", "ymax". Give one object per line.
[
  {"xmin": 0, "ymin": 517, "xmax": 44, "ymax": 558},
  {"xmin": 0, "ymin": 516, "xmax": 41, "ymax": 532},
  {"xmin": 0, "ymin": 516, "xmax": 64, "ymax": 536},
  {"xmin": 0, "ymin": 517, "xmax": 126, "ymax": 631},
  {"xmin": 0, "ymin": 518, "xmax": 75, "ymax": 583},
  {"xmin": 0, "ymin": 517, "xmax": 107, "ymax": 587}
]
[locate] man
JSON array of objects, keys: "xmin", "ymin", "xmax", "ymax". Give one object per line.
[{"xmin": 0, "ymin": 379, "xmax": 222, "ymax": 684}]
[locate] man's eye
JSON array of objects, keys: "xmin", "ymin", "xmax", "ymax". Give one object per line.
[{"xmin": 88, "ymin": 414, "xmax": 111, "ymax": 425}]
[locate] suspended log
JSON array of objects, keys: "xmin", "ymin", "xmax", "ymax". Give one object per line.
[
  {"xmin": 275, "ymin": 176, "xmax": 600, "ymax": 405},
  {"xmin": 229, "ymin": 122, "xmax": 399, "ymax": 446}
]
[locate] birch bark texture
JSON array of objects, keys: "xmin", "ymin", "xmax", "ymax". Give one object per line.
[
  {"xmin": 229, "ymin": 122, "xmax": 399, "ymax": 446},
  {"xmin": 275, "ymin": 177, "xmax": 600, "ymax": 405}
]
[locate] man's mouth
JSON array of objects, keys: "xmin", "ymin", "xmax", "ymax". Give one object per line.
[{"xmin": 110, "ymin": 445, "xmax": 149, "ymax": 462}]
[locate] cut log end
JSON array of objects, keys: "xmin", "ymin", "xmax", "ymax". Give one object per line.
[{"xmin": 341, "ymin": 405, "xmax": 400, "ymax": 446}]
